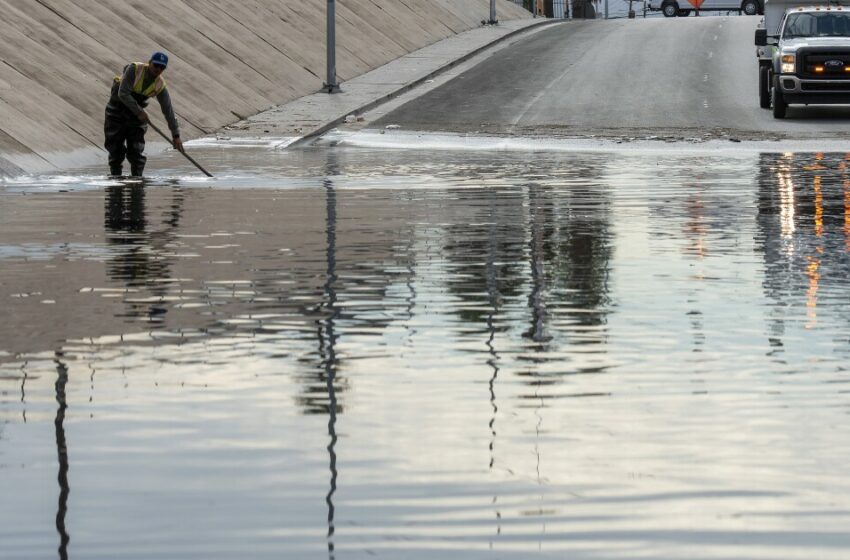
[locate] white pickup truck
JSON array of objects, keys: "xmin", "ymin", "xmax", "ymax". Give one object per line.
[
  {"xmin": 649, "ymin": 0, "xmax": 762, "ymax": 17},
  {"xmin": 755, "ymin": 0, "xmax": 850, "ymax": 117}
]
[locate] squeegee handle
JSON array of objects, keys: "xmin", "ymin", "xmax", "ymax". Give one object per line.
[{"xmin": 148, "ymin": 122, "xmax": 213, "ymax": 177}]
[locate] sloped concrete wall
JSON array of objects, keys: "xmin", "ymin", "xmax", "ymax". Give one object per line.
[{"xmin": 0, "ymin": 0, "xmax": 530, "ymax": 174}]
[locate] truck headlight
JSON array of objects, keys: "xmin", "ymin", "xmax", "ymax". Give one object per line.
[{"xmin": 781, "ymin": 54, "xmax": 796, "ymax": 73}]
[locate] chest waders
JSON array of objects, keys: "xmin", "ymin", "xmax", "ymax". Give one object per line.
[{"xmin": 104, "ymin": 63, "xmax": 167, "ymax": 177}]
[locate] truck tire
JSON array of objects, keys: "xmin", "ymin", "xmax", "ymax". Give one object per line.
[
  {"xmin": 759, "ymin": 66, "xmax": 771, "ymax": 109},
  {"xmin": 741, "ymin": 0, "xmax": 759, "ymax": 15},
  {"xmin": 678, "ymin": 9, "xmax": 691, "ymax": 16},
  {"xmin": 662, "ymin": 2, "xmax": 679, "ymax": 16},
  {"xmin": 772, "ymin": 75, "xmax": 787, "ymax": 118}
]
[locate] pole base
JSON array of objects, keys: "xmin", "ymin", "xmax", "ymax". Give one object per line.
[
  {"xmin": 322, "ymin": 82, "xmax": 342, "ymax": 94},
  {"xmin": 487, "ymin": 19, "xmax": 499, "ymax": 25}
]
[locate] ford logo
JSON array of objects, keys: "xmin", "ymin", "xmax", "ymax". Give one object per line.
[{"xmin": 824, "ymin": 60, "xmax": 845, "ymax": 69}]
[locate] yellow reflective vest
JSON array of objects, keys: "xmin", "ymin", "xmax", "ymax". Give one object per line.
[{"xmin": 113, "ymin": 62, "xmax": 166, "ymax": 98}]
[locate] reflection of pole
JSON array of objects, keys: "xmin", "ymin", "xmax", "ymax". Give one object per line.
[
  {"xmin": 324, "ymin": 0, "xmax": 341, "ymax": 93},
  {"xmin": 485, "ymin": 227, "xmax": 502, "ymax": 544},
  {"xmin": 534, "ymin": 377, "xmax": 545, "ymax": 545},
  {"xmin": 520, "ymin": 186, "xmax": 548, "ymax": 542},
  {"xmin": 53, "ymin": 352, "xmax": 70, "ymax": 560},
  {"xmin": 20, "ymin": 361, "xmax": 28, "ymax": 423},
  {"xmin": 322, "ymin": 178, "xmax": 339, "ymax": 559},
  {"xmin": 525, "ymin": 187, "xmax": 548, "ymax": 343},
  {"xmin": 404, "ymin": 232, "xmax": 417, "ymax": 346}
]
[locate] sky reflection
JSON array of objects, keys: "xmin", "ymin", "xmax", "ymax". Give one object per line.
[{"xmin": 1, "ymin": 148, "xmax": 850, "ymax": 559}]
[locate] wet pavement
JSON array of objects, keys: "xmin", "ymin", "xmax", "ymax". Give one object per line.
[{"xmin": 2, "ymin": 141, "xmax": 850, "ymax": 559}]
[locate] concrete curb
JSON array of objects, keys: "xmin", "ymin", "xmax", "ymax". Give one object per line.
[{"xmin": 287, "ymin": 19, "xmax": 562, "ymax": 149}]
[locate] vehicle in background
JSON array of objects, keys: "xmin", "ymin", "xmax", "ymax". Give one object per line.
[
  {"xmin": 648, "ymin": 0, "xmax": 762, "ymax": 17},
  {"xmin": 755, "ymin": 2, "xmax": 850, "ymax": 117}
]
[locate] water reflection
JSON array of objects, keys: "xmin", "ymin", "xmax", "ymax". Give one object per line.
[
  {"xmin": 485, "ymin": 223, "xmax": 502, "ymax": 545},
  {"xmin": 525, "ymin": 184, "xmax": 551, "ymax": 345},
  {"xmin": 53, "ymin": 352, "xmax": 70, "ymax": 560},
  {"xmin": 2, "ymin": 148, "xmax": 850, "ymax": 559},
  {"xmin": 440, "ymin": 163, "xmax": 613, "ymax": 371},
  {"xmin": 527, "ymin": 179, "xmax": 612, "ymax": 351},
  {"xmin": 757, "ymin": 152, "xmax": 850, "ymax": 339},
  {"xmin": 104, "ymin": 183, "xmax": 184, "ymax": 322},
  {"xmin": 20, "ymin": 361, "xmax": 28, "ymax": 423},
  {"xmin": 321, "ymin": 172, "xmax": 339, "ymax": 559}
]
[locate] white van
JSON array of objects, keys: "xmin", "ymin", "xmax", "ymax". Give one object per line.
[{"xmin": 648, "ymin": 0, "xmax": 762, "ymax": 16}]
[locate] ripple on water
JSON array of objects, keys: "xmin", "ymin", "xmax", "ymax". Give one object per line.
[{"xmin": 1, "ymin": 150, "xmax": 850, "ymax": 558}]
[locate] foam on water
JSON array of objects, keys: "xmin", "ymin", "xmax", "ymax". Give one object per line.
[
  {"xmin": 187, "ymin": 136, "xmax": 300, "ymax": 149},
  {"xmin": 326, "ymin": 128, "xmax": 850, "ymax": 155}
]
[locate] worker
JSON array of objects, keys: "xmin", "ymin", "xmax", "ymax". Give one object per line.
[{"xmin": 104, "ymin": 52, "xmax": 183, "ymax": 177}]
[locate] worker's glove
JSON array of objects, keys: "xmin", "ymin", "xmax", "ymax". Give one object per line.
[
  {"xmin": 173, "ymin": 137, "xmax": 184, "ymax": 152},
  {"xmin": 137, "ymin": 110, "xmax": 150, "ymax": 124}
]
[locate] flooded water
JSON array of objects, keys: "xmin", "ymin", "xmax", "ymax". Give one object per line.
[{"xmin": 2, "ymin": 143, "xmax": 850, "ymax": 559}]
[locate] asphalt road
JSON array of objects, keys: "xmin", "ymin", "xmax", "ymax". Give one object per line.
[{"xmin": 374, "ymin": 17, "xmax": 850, "ymax": 142}]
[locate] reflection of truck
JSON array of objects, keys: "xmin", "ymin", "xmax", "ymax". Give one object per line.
[
  {"xmin": 755, "ymin": 1, "xmax": 850, "ymax": 117},
  {"xmin": 649, "ymin": 0, "xmax": 762, "ymax": 17}
]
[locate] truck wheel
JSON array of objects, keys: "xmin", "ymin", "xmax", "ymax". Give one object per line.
[
  {"xmin": 662, "ymin": 2, "xmax": 679, "ymax": 16},
  {"xmin": 678, "ymin": 9, "xmax": 691, "ymax": 16},
  {"xmin": 759, "ymin": 66, "xmax": 771, "ymax": 109},
  {"xmin": 772, "ymin": 75, "xmax": 787, "ymax": 118},
  {"xmin": 741, "ymin": 0, "xmax": 759, "ymax": 15}
]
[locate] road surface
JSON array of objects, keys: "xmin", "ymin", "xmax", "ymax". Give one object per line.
[{"xmin": 374, "ymin": 17, "xmax": 850, "ymax": 142}]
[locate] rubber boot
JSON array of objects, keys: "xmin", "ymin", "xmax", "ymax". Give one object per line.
[
  {"xmin": 109, "ymin": 165, "xmax": 122, "ymax": 177},
  {"xmin": 130, "ymin": 164, "xmax": 144, "ymax": 178}
]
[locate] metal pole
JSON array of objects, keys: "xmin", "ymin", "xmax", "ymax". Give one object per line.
[
  {"xmin": 605, "ymin": 0, "xmax": 609, "ymax": 18},
  {"xmin": 324, "ymin": 0, "xmax": 341, "ymax": 93},
  {"xmin": 489, "ymin": 0, "xmax": 498, "ymax": 24}
]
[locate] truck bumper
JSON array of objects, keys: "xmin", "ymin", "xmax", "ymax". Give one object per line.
[{"xmin": 778, "ymin": 75, "xmax": 850, "ymax": 104}]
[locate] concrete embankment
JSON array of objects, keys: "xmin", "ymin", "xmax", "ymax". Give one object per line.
[{"xmin": 0, "ymin": 0, "xmax": 530, "ymax": 175}]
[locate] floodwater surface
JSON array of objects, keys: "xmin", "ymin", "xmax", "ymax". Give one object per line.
[{"xmin": 1, "ymin": 144, "xmax": 850, "ymax": 559}]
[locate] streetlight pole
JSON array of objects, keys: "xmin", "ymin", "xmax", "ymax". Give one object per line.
[
  {"xmin": 489, "ymin": 0, "xmax": 498, "ymax": 24},
  {"xmin": 324, "ymin": 0, "xmax": 341, "ymax": 93}
]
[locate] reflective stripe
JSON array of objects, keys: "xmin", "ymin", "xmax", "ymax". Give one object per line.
[{"xmin": 130, "ymin": 62, "xmax": 166, "ymax": 98}]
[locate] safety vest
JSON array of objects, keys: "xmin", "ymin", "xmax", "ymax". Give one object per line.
[{"xmin": 113, "ymin": 62, "xmax": 166, "ymax": 98}]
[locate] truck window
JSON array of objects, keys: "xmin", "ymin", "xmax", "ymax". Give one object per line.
[{"xmin": 783, "ymin": 12, "xmax": 850, "ymax": 39}]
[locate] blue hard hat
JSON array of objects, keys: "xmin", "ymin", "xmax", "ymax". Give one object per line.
[{"xmin": 150, "ymin": 52, "xmax": 168, "ymax": 67}]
